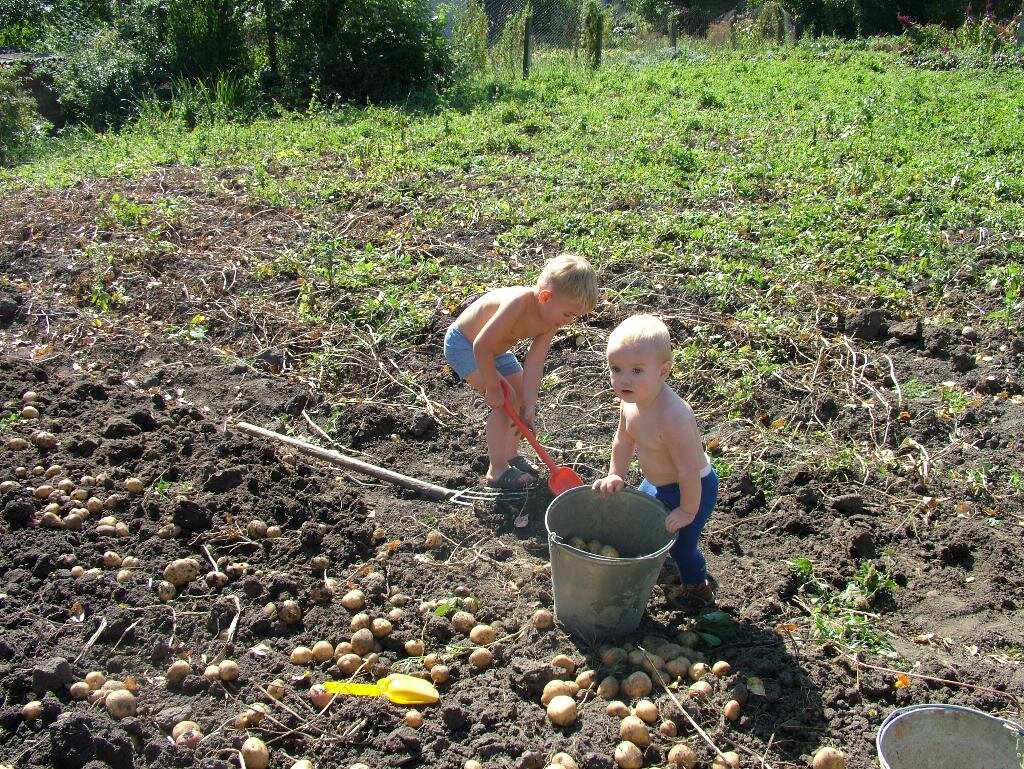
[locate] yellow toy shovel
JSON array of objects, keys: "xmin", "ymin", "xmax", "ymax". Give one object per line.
[{"xmin": 323, "ymin": 674, "xmax": 439, "ymax": 706}]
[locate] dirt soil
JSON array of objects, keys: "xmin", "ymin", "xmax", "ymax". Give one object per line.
[{"xmin": 1, "ymin": 168, "xmax": 1023, "ymax": 769}]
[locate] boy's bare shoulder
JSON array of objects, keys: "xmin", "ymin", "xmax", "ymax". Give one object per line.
[{"xmin": 662, "ymin": 390, "xmax": 698, "ymax": 428}]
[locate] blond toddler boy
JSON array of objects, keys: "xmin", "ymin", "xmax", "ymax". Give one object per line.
[
  {"xmin": 444, "ymin": 254, "xmax": 598, "ymax": 489},
  {"xmin": 593, "ymin": 314, "xmax": 719, "ymax": 607}
]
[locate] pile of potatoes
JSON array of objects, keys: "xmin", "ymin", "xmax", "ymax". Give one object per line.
[{"xmin": 567, "ymin": 536, "xmax": 621, "ymax": 558}]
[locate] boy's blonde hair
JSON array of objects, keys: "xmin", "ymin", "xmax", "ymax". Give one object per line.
[
  {"xmin": 607, "ymin": 314, "xmax": 673, "ymax": 362},
  {"xmin": 538, "ymin": 254, "xmax": 598, "ymax": 314}
]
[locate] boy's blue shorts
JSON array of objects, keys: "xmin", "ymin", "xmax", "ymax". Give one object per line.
[{"xmin": 444, "ymin": 324, "xmax": 523, "ymax": 380}]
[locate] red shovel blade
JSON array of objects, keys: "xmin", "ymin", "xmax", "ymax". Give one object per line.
[{"xmin": 549, "ymin": 466, "xmax": 584, "ymax": 496}]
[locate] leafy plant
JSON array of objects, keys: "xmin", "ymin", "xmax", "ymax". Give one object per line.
[
  {"xmin": 0, "ymin": 65, "xmax": 48, "ymax": 166},
  {"xmin": 786, "ymin": 556, "xmax": 898, "ymax": 656}
]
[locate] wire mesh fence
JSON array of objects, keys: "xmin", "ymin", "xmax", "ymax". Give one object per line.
[{"xmin": 445, "ymin": 0, "xmax": 674, "ymax": 83}]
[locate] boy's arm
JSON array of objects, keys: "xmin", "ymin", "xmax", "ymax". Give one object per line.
[
  {"xmin": 663, "ymin": 414, "xmax": 706, "ymax": 533},
  {"xmin": 519, "ymin": 330, "xmax": 555, "ymax": 427},
  {"xmin": 594, "ymin": 410, "xmax": 635, "ymax": 494},
  {"xmin": 473, "ymin": 295, "xmax": 526, "ymax": 409}
]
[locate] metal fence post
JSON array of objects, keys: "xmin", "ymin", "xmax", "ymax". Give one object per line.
[
  {"xmin": 595, "ymin": 9, "xmax": 603, "ymax": 68},
  {"xmin": 669, "ymin": 11, "xmax": 678, "ymax": 48},
  {"xmin": 523, "ymin": 13, "xmax": 532, "ymax": 78}
]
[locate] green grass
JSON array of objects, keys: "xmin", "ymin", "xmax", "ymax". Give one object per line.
[{"xmin": 6, "ymin": 45, "xmax": 1022, "ymax": 326}]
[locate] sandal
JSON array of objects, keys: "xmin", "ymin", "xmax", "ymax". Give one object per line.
[
  {"xmin": 667, "ymin": 575, "xmax": 718, "ymax": 612},
  {"xmin": 486, "ymin": 466, "xmax": 537, "ymax": 490},
  {"xmin": 509, "ymin": 456, "xmax": 541, "ymax": 477}
]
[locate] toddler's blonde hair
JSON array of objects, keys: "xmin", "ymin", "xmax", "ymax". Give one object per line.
[
  {"xmin": 538, "ymin": 254, "xmax": 598, "ymax": 314},
  {"xmin": 607, "ymin": 314, "xmax": 673, "ymax": 362}
]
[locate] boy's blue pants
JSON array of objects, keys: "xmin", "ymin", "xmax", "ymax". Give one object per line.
[{"xmin": 638, "ymin": 469, "xmax": 718, "ymax": 588}]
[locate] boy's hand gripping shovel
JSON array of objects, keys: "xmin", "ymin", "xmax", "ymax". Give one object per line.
[
  {"xmin": 500, "ymin": 380, "xmax": 584, "ymax": 496},
  {"xmin": 323, "ymin": 673, "xmax": 439, "ymax": 706}
]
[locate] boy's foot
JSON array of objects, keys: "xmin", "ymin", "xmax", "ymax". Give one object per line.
[
  {"xmin": 486, "ymin": 466, "xmax": 538, "ymax": 490},
  {"xmin": 509, "ymin": 456, "xmax": 541, "ymax": 477}
]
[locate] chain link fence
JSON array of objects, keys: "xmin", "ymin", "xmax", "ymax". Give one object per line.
[{"xmin": 445, "ymin": 0, "xmax": 672, "ymax": 82}]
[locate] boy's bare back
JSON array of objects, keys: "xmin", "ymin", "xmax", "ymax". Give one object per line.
[{"xmin": 454, "ymin": 287, "xmax": 556, "ymax": 353}]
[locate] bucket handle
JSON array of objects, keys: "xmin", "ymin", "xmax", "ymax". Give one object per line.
[{"xmin": 879, "ymin": 704, "xmax": 1024, "ymax": 735}]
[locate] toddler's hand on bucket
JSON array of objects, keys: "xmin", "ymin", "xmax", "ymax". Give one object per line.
[
  {"xmin": 665, "ymin": 507, "xmax": 696, "ymax": 533},
  {"xmin": 592, "ymin": 475, "xmax": 624, "ymax": 495}
]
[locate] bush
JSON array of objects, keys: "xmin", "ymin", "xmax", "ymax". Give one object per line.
[
  {"xmin": 41, "ymin": 17, "xmax": 159, "ymax": 126},
  {"xmin": 0, "ymin": 65, "xmax": 49, "ymax": 166},
  {"xmin": 0, "ymin": 0, "xmax": 45, "ymax": 48},
  {"xmin": 277, "ymin": 0, "xmax": 451, "ymax": 104},
  {"xmin": 449, "ymin": 0, "xmax": 489, "ymax": 80}
]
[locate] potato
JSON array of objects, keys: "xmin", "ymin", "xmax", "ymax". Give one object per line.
[
  {"xmin": 404, "ymin": 709, "xmax": 424, "ymax": 728},
  {"xmin": 290, "ymin": 645, "xmax": 313, "ymax": 665},
  {"xmin": 640, "ymin": 653, "xmax": 666, "ymax": 676},
  {"xmin": 206, "ymin": 571, "xmax": 228, "ymax": 588},
  {"xmin": 812, "ymin": 747, "xmax": 847, "ymax": 769},
  {"xmin": 621, "ymin": 671, "xmax": 653, "ymax": 700},
  {"xmin": 163, "ymin": 558, "xmax": 200, "ymax": 587},
  {"xmin": 84, "ymin": 671, "xmax": 106, "ymax": 689},
  {"xmin": 204, "ymin": 664, "xmax": 221, "ymax": 682},
  {"xmin": 677, "ymin": 630, "xmax": 700, "ymax": 648},
  {"xmin": 124, "ymin": 477, "xmax": 144, "ymax": 494},
  {"xmin": 219, "ymin": 660, "xmax": 240, "ymax": 681},
  {"xmin": 278, "ymin": 599, "xmax": 302, "ymax": 625},
  {"xmin": 291, "ymin": 761, "xmax": 314, "ymax": 769},
  {"xmin": 339, "ymin": 588, "xmax": 365, "ymax": 610},
  {"xmin": 351, "ymin": 613, "xmax": 371, "ymax": 631},
  {"xmin": 451, "ymin": 611, "xmax": 476, "ymax": 634},
  {"xmin": 551, "ymin": 654, "xmax": 576, "ymax": 675},
  {"xmin": 267, "ymin": 679, "xmax": 286, "ymax": 700},
  {"xmin": 308, "ymin": 684, "xmax": 333, "ymax": 709},
  {"xmin": 659, "ymin": 718, "xmax": 677, "ymax": 737},
  {"xmin": 614, "ymin": 740, "xmax": 643, "ymax": 769},
  {"xmin": 22, "ymin": 390, "xmax": 39, "ymax": 402},
  {"xmin": 575, "ymin": 669, "xmax": 596, "ymax": 690},
  {"xmin": 423, "ymin": 653, "xmax": 440, "ymax": 670},
  {"xmin": 69, "ymin": 681, "xmax": 91, "ymax": 700},
  {"xmin": 546, "ymin": 695, "xmax": 577, "ymax": 726},
  {"xmin": 21, "ymin": 405, "xmax": 40, "ymax": 419},
  {"xmin": 668, "ymin": 743, "xmax": 699, "ymax": 769},
  {"xmin": 387, "ymin": 608, "xmax": 404, "ymax": 622},
  {"xmin": 469, "ymin": 648, "xmax": 493, "ymax": 669},
  {"xmin": 532, "ymin": 609, "xmax": 554, "ymax": 630},
  {"xmin": 247, "ymin": 519, "xmax": 268, "ymax": 539},
  {"xmin": 370, "ymin": 618, "xmax": 393, "ymax": 638},
  {"xmin": 619, "ymin": 715, "xmax": 649, "ymax": 746},
  {"xmin": 688, "ymin": 662, "xmax": 709, "ymax": 681},
  {"xmin": 105, "ymin": 689, "xmax": 137, "ymax": 719},
  {"xmin": 711, "ymin": 660, "xmax": 732, "ymax": 677},
  {"xmin": 404, "ymin": 639, "xmax": 425, "ymax": 657},
  {"xmin": 724, "ymin": 699, "xmax": 741, "ymax": 721},
  {"xmin": 633, "ymin": 699, "xmax": 658, "ymax": 724},
  {"xmin": 606, "ymin": 700, "xmax": 629, "ymax": 718},
  {"xmin": 712, "ymin": 751, "xmax": 741, "ymax": 769},
  {"xmin": 424, "ymin": 530, "xmax": 443, "ymax": 549},
  {"xmin": 464, "ymin": 762, "xmax": 483, "ymax": 769},
  {"xmin": 550, "ymin": 753, "xmax": 578, "ymax": 769},
  {"xmin": 350, "ymin": 628, "xmax": 375, "ymax": 656},
  {"xmin": 541, "ymin": 680, "xmax": 573, "ymax": 706},
  {"xmin": 600, "ymin": 646, "xmax": 627, "ymax": 668},
  {"xmin": 311, "ymin": 640, "xmax": 334, "ymax": 662},
  {"xmin": 167, "ymin": 660, "xmax": 191, "ymax": 685},
  {"xmin": 688, "ymin": 681, "xmax": 713, "ymax": 700},
  {"xmin": 470, "ymin": 624, "xmax": 496, "ymax": 645},
  {"xmin": 568, "ymin": 536, "xmax": 587, "ymax": 550},
  {"xmin": 337, "ymin": 653, "xmax": 362, "ymax": 675},
  {"xmin": 429, "ymin": 665, "xmax": 450, "ymax": 684},
  {"xmin": 241, "ymin": 737, "xmax": 270, "ymax": 769},
  {"xmin": 266, "ymin": 525, "xmax": 282, "ymax": 539},
  {"xmin": 586, "ymin": 539, "xmax": 603, "ymax": 554},
  {"xmin": 21, "ymin": 700, "xmax": 43, "ymax": 721},
  {"xmin": 172, "ymin": 720, "xmax": 201, "ymax": 741},
  {"xmin": 627, "ymin": 649, "xmax": 645, "ymax": 667},
  {"xmin": 596, "ymin": 676, "xmax": 620, "ymax": 700}
]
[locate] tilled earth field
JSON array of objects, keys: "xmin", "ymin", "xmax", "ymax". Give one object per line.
[{"xmin": 1, "ymin": 168, "xmax": 1023, "ymax": 769}]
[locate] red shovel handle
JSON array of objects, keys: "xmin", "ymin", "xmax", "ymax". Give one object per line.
[{"xmin": 499, "ymin": 380, "xmax": 559, "ymax": 474}]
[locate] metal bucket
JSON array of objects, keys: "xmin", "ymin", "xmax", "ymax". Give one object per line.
[
  {"xmin": 877, "ymin": 703, "xmax": 1024, "ymax": 769},
  {"xmin": 545, "ymin": 486, "xmax": 676, "ymax": 641}
]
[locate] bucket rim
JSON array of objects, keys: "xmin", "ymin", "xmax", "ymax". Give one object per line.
[
  {"xmin": 544, "ymin": 485, "xmax": 678, "ymax": 561},
  {"xmin": 876, "ymin": 703, "xmax": 1024, "ymax": 762}
]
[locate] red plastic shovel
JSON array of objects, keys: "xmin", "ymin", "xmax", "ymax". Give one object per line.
[{"xmin": 500, "ymin": 380, "xmax": 584, "ymax": 496}]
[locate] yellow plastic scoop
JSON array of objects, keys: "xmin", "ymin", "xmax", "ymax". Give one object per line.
[{"xmin": 323, "ymin": 674, "xmax": 439, "ymax": 706}]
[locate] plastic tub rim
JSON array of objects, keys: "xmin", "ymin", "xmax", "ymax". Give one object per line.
[{"xmin": 876, "ymin": 702, "xmax": 1024, "ymax": 769}]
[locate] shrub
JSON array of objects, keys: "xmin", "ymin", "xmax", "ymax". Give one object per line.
[
  {"xmin": 41, "ymin": 17, "xmax": 159, "ymax": 126},
  {"xmin": 0, "ymin": 0, "xmax": 45, "ymax": 48},
  {"xmin": 0, "ymin": 65, "xmax": 49, "ymax": 166},
  {"xmin": 449, "ymin": 0, "xmax": 489, "ymax": 80},
  {"xmin": 276, "ymin": 0, "xmax": 451, "ymax": 104}
]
